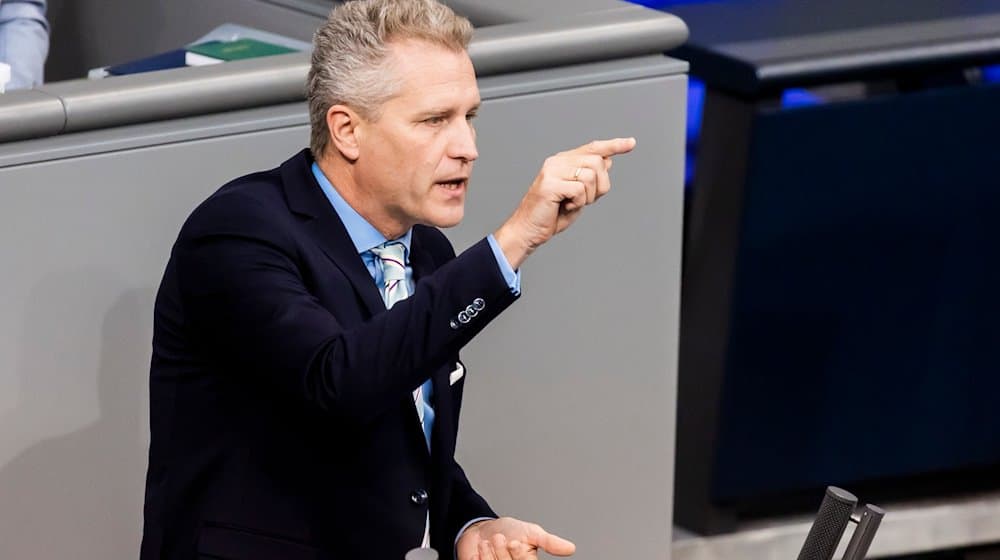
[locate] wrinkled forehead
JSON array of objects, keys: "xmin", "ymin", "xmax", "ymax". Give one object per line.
[{"xmin": 383, "ymin": 39, "xmax": 480, "ymax": 109}]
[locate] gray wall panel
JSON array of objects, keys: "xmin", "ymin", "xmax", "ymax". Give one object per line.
[
  {"xmin": 450, "ymin": 73, "xmax": 687, "ymax": 559},
  {"xmin": 0, "ymin": 127, "xmax": 306, "ymax": 559},
  {"xmin": 0, "ymin": 59, "xmax": 685, "ymax": 559}
]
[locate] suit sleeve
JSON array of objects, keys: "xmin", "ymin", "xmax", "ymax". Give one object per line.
[
  {"xmin": 446, "ymin": 461, "xmax": 497, "ymax": 548},
  {"xmin": 172, "ymin": 192, "xmax": 519, "ymax": 426}
]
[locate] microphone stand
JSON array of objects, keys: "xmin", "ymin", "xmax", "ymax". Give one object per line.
[
  {"xmin": 797, "ymin": 487, "xmax": 886, "ymax": 560},
  {"xmin": 841, "ymin": 504, "xmax": 885, "ymax": 560},
  {"xmin": 406, "ymin": 547, "xmax": 439, "ymax": 560}
]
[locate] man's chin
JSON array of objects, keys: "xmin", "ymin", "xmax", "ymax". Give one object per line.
[{"xmin": 424, "ymin": 210, "xmax": 465, "ymax": 229}]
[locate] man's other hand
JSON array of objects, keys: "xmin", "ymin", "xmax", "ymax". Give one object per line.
[
  {"xmin": 493, "ymin": 137, "xmax": 636, "ymax": 269},
  {"xmin": 457, "ymin": 517, "xmax": 576, "ymax": 560}
]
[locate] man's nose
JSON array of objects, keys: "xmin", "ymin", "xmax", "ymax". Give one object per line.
[{"xmin": 449, "ymin": 119, "xmax": 478, "ymax": 162}]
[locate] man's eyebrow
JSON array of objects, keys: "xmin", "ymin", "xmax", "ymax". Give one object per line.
[
  {"xmin": 414, "ymin": 107, "xmax": 452, "ymax": 118},
  {"xmin": 414, "ymin": 104, "xmax": 481, "ymax": 117}
]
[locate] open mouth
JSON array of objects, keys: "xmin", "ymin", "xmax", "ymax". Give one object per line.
[{"xmin": 436, "ymin": 179, "xmax": 466, "ymax": 191}]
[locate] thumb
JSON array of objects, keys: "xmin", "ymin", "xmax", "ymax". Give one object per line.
[{"xmin": 528, "ymin": 528, "xmax": 576, "ymax": 556}]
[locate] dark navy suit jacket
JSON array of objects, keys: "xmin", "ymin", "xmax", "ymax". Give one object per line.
[{"xmin": 140, "ymin": 149, "xmax": 518, "ymax": 560}]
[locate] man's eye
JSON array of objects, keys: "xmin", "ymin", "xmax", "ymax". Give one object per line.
[
  {"xmin": 424, "ymin": 116, "xmax": 446, "ymax": 125},
  {"xmin": 466, "ymin": 112, "xmax": 478, "ymax": 121}
]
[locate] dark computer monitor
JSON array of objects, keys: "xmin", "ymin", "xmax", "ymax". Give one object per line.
[{"xmin": 676, "ymin": 79, "xmax": 1000, "ymax": 533}]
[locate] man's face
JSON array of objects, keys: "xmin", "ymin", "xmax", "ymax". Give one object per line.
[{"xmin": 353, "ymin": 39, "xmax": 480, "ymax": 235}]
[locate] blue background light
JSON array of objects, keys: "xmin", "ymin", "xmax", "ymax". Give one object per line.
[
  {"xmin": 984, "ymin": 64, "xmax": 1000, "ymax": 84},
  {"xmin": 633, "ymin": 0, "xmax": 998, "ymax": 186}
]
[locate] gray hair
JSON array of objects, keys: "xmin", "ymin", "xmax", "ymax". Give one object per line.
[{"xmin": 307, "ymin": 0, "xmax": 474, "ymax": 158}]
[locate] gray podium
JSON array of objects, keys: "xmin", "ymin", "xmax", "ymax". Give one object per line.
[{"xmin": 0, "ymin": 6, "xmax": 689, "ymax": 560}]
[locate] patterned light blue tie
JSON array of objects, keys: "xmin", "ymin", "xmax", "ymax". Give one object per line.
[
  {"xmin": 369, "ymin": 242, "xmax": 435, "ymax": 451},
  {"xmin": 370, "ymin": 241, "xmax": 435, "ymax": 548}
]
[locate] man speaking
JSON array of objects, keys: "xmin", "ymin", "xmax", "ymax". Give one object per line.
[{"xmin": 139, "ymin": 1, "xmax": 635, "ymax": 558}]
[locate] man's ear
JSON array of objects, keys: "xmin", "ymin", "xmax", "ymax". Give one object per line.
[{"xmin": 326, "ymin": 104, "xmax": 362, "ymax": 162}]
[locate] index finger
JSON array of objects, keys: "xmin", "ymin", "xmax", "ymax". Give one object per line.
[
  {"xmin": 524, "ymin": 527, "xmax": 576, "ymax": 557},
  {"xmin": 574, "ymin": 137, "xmax": 637, "ymax": 158}
]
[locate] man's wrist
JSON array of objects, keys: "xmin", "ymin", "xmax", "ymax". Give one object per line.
[
  {"xmin": 493, "ymin": 222, "xmax": 532, "ymax": 270},
  {"xmin": 486, "ymin": 234, "xmax": 521, "ymax": 294}
]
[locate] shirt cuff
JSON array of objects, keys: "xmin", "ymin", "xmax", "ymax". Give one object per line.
[
  {"xmin": 455, "ymin": 517, "xmax": 496, "ymax": 558},
  {"xmin": 486, "ymin": 234, "xmax": 521, "ymax": 295}
]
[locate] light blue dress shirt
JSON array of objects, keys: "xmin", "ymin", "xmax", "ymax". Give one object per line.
[
  {"xmin": 313, "ymin": 162, "xmax": 514, "ymax": 552},
  {"xmin": 0, "ymin": 0, "xmax": 49, "ymax": 90}
]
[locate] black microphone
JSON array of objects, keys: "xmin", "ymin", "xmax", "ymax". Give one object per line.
[
  {"xmin": 405, "ymin": 547, "xmax": 439, "ymax": 560},
  {"xmin": 797, "ymin": 486, "xmax": 858, "ymax": 560},
  {"xmin": 841, "ymin": 504, "xmax": 885, "ymax": 560}
]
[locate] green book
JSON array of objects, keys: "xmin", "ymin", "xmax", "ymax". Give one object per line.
[{"xmin": 186, "ymin": 38, "xmax": 297, "ymax": 65}]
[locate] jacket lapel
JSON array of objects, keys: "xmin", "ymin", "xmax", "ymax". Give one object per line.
[
  {"xmin": 411, "ymin": 228, "xmax": 457, "ymax": 459},
  {"xmin": 408, "ymin": 226, "xmax": 437, "ymax": 288},
  {"xmin": 281, "ymin": 155, "xmax": 453, "ymax": 460},
  {"xmin": 279, "ymin": 150, "xmax": 384, "ymax": 317}
]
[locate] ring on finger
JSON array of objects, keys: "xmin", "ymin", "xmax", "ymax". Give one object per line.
[{"xmin": 572, "ymin": 167, "xmax": 583, "ymax": 180}]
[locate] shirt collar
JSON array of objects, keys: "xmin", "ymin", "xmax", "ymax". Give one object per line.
[{"xmin": 311, "ymin": 162, "xmax": 412, "ymax": 257}]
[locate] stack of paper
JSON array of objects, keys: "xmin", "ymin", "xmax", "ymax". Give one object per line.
[
  {"xmin": 88, "ymin": 25, "xmax": 308, "ymax": 79},
  {"xmin": 185, "ymin": 39, "xmax": 297, "ymax": 66},
  {"xmin": 0, "ymin": 62, "xmax": 10, "ymax": 94}
]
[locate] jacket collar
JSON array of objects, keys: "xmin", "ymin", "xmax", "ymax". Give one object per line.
[
  {"xmin": 280, "ymin": 149, "xmax": 384, "ymax": 317},
  {"xmin": 281, "ymin": 150, "xmax": 452, "ymax": 463},
  {"xmin": 279, "ymin": 150, "xmax": 441, "ymax": 315}
]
